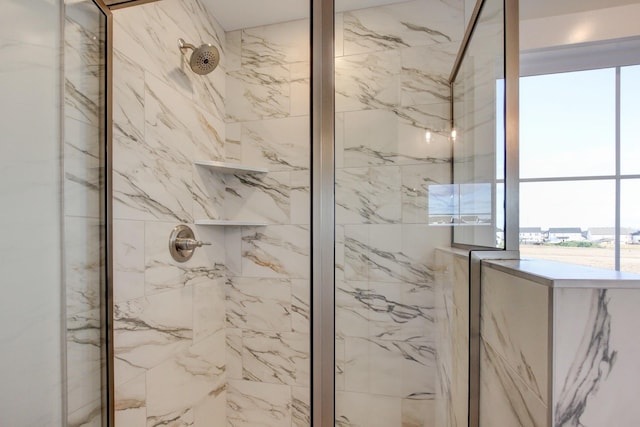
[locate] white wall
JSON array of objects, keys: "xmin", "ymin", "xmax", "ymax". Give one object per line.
[
  {"xmin": 0, "ymin": 0, "xmax": 63, "ymax": 425},
  {"xmin": 521, "ymin": 3, "xmax": 640, "ymax": 51}
]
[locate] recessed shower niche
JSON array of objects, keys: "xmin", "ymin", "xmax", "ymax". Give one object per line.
[{"xmin": 194, "ymin": 160, "xmax": 269, "ymax": 226}]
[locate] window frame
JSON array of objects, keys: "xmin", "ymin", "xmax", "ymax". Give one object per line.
[{"xmin": 520, "ymin": 37, "xmax": 640, "ymax": 271}]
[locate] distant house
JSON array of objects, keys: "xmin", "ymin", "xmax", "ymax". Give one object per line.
[
  {"xmin": 632, "ymin": 231, "xmax": 640, "ymax": 245},
  {"xmin": 548, "ymin": 227, "xmax": 584, "ymax": 242},
  {"xmin": 519, "ymin": 227, "xmax": 543, "ymax": 244},
  {"xmin": 588, "ymin": 227, "xmax": 635, "ymax": 244}
]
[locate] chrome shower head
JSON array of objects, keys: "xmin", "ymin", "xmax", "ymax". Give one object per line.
[{"xmin": 178, "ymin": 38, "xmax": 220, "ymax": 75}]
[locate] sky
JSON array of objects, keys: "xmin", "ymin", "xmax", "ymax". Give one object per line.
[{"xmin": 517, "ymin": 65, "xmax": 640, "ymax": 230}]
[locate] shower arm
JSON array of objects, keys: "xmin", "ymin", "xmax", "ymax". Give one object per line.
[{"xmin": 178, "ymin": 38, "xmax": 195, "ymax": 52}]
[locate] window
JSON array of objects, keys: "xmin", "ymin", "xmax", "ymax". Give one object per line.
[{"xmin": 519, "ymin": 52, "xmax": 640, "ymax": 274}]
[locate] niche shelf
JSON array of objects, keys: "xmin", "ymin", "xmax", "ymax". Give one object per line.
[
  {"xmin": 194, "ymin": 160, "xmax": 268, "ymax": 174},
  {"xmin": 194, "ymin": 160, "xmax": 269, "ymax": 226},
  {"xmin": 194, "ymin": 219, "xmax": 268, "ymax": 227}
]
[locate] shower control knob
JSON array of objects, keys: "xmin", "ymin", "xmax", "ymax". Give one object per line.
[
  {"xmin": 175, "ymin": 237, "xmax": 211, "ymax": 251},
  {"xmin": 169, "ymin": 224, "xmax": 210, "ymax": 262}
]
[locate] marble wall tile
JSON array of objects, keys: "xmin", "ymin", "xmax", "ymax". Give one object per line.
[
  {"xmin": 342, "ymin": 108, "xmax": 452, "ymax": 168},
  {"xmin": 342, "ymin": 109, "xmax": 398, "ymax": 166},
  {"xmin": 175, "ymin": 0, "xmax": 225, "ymax": 58},
  {"xmin": 226, "ymin": 277, "xmax": 292, "ymax": 332},
  {"xmin": 292, "ymin": 279, "xmax": 310, "ymax": 334},
  {"xmin": 335, "ymin": 391, "xmax": 402, "ymax": 427},
  {"xmin": 433, "ymin": 250, "xmax": 454, "ymax": 427},
  {"xmin": 113, "ymin": 49, "xmax": 145, "ymax": 144},
  {"xmin": 336, "ymin": 166, "xmax": 402, "ymax": 224},
  {"xmin": 241, "ymin": 225, "xmax": 310, "ymax": 279},
  {"xmin": 227, "ymin": 380, "xmax": 292, "ymax": 427},
  {"xmin": 397, "ymin": 107, "xmax": 453, "ymax": 162},
  {"xmin": 225, "ymin": 121, "xmax": 242, "ymax": 162},
  {"xmin": 344, "ymin": 337, "xmax": 371, "ymax": 393},
  {"xmin": 145, "ymin": 71, "xmax": 224, "ymax": 163},
  {"xmin": 369, "ymin": 339, "xmax": 412, "ymax": 396},
  {"xmin": 193, "ymin": 164, "xmax": 226, "ymax": 221},
  {"xmin": 67, "ymin": 399, "xmax": 102, "ymax": 427},
  {"xmin": 450, "ymin": 255, "xmax": 469, "ymax": 427},
  {"xmin": 335, "ymin": 112, "xmax": 345, "ymax": 168},
  {"xmin": 225, "ymin": 30, "xmax": 242, "ymax": 72},
  {"xmin": 554, "ymin": 288, "xmax": 640, "ymax": 426},
  {"xmin": 335, "ymin": 13, "xmax": 344, "ymax": 58},
  {"xmin": 64, "ymin": 118, "xmax": 101, "ymax": 219},
  {"xmin": 226, "ymin": 328, "xmax": 243, "ymax": 380},
  {"xmin": 64, "ymin": 9, "xmax": 102, "ymax": 127},
  {"xmin": 66, "ymin": 309, "xmax": 102, "ymax": 415},
  {"xmin": 193, "ymin": 277, "xmax": 226, "ymax": 342},
  {"xmin": 342, "ymin": 224, "xmax": 444, "ymax": 287},
  {"xmin": 114, "ymin": 373, "xmax": 146, "ymax": 426},
  {"xmin": 336, "ymin": 336, "xmax": 346, "ymax": 391},
  {"xmin": 369, "ymin": 338, "xmax": 436, "ymax": 399},
  {"xmin": 290, "ymin": 171, "xmax": 310, "ymax": 225},
  {"xmin": 401, "ymin": 163, "xmax": 452, "ymax": 224},
  {"xmin": 146, "ymin": 330, "xmax": 225, "ymax": 425},
  {"xmin": 241, "ymin": 20, "xmax": 309, "ymax": 68},
  {"xmin": 396, "ymin": 103, "xmax": 451, "ymax": 129},
  {"xmin": 343, "ymin": 0, "xmax": 464, "ymax": 56},
  {"xmin": 242, "ymin": 331, "xmax": 309, "ymax": 386},
  {"xmin": 144, "ymin": 221, "xmax": 225, "ymax": 296},
  {"xmin": 112, "ymin": 136, "xmax": 191, "ymax": 223},
  {"xmin": 335, "ymin": 225, "xmax": 346, "ymax": 280},
  {"xmin": 290, "ymin": 62, "xmax": 311, "ymax": 118},
  {"xmin": 193, "ymin": 386, "xmax": 227, "ymax": 427},
  {"xmin": 401, "ymin": 225, "xmax": 449, "ymax": 284},
  {"xmin": 343, "ymin": 225, "xmax": 369, "ymax": 281},
  {"xmin": 111, "ymin": 1, "xmax": 232, "ymax": 424},
  {"xmin": 480, "ymin": 338, "xmax": 547, "ymax": 427},
  {"xmin": 226, "ymin": 65, "xmax": 290, "ymax": 121},
  {"xmin": 481, "ymin": 268, "xmax": 549, "ymax": 404},
  {"xmin": 292, "ymin": 386, "xmax": 311, "ymax": 427},
  {"xmin": 224, "ymin": 171, "xmax": 291, "ymax": 224},
  {"xmin": 241, "ymin": 116, "xmax": 310, "ymax": 172},
  {"xmin": 224, "ymin": 226, "xmax": 243, "ymax": 276},
  {"xmin": 402, "ymin": 398, "xmax": 436, "ymax": 427},
  {"xmin": 368, "ymin": 281, "xmax": 434, "ymax": 342},
  {"xmin": 336, "ymin": 280, "xmax": 370, "ymax": 339},
  {"xmin": 113, "ymin": 220, "xmax": 145, "ymax": 302},
  {"xmin": 368, "ymin": 224, "xmax": 404, "ymax": 283},
  {"xmin": 335, "ymin": 50, "xmax": 401, "ymax": 113},
  {"xmin": 65, "ymin": 216, "xmax": 102, "ymax": 316},
  {"xmin": 114, "ymin": 286, "xmax": 193, "ymax": 373},
  {"xmin": 400, "ymin": 42, "xmax": 459, "ymax": 106},
  {"xmin": 113, "ymin": 0, "xmax": 225, "ymax": 105}
]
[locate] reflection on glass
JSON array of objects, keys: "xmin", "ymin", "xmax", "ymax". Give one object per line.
[
  {"xmin": 621, "ymin": 65, "xmax": 640, "ymax": 175},
  {"xmin": 520, "ymin": 68, "xmax": 616, "ymax": 179},
  {"xmin": 429, "ymin": 183, "xmax": 492, "ymax": 226},
  {"xmin": 63, "ymin": 1, "xmax": 107, "ymax": 424},
  {"xmin": 621, "ymin": 179, "xmax": 640, "ymax": 274},
  {"xmin": 451, "ymin": 0, "xmax": 504, "ymax": 248},
  {"xmin": 519, "ymin": 180, "xmax": 615, "ymax": 271}
]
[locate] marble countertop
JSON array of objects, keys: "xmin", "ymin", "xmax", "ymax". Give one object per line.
[{"xmin": 484, "ymin": 258, "xmax": 640, "ymax": 289}]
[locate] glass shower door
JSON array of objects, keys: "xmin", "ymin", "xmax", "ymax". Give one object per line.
[
  {"xmin": 333, "ymin": 0, "xmax": 465, "ymax": 425},
  {"xmin": 0, "ymin": 0, "xmax": 110, "ymax": 425}
]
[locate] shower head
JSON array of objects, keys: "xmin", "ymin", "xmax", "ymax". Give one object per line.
[{"xmin": 178, "ymin": 38, "xmax": 220, "ymax": 75}]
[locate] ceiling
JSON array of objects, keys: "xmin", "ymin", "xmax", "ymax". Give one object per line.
[
  {"xmin": 520, "ymin": 0, "xmax": 640, "ymax": 20},
  {"xmin": 204, "ymin": 0, "xmax": 640, "ymax": 31},
  {"xmin": 203, "ymin": 0, "xmax": 408, "ymax": 31},
  {"xmin": 106, "ymin": 0, "xmax": 640, "ymax": 31}
]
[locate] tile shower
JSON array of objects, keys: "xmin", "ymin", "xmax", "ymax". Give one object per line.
[{"xmin": 106, "ymin": 0, "xmax": 464, "ymax": 425}]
